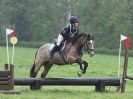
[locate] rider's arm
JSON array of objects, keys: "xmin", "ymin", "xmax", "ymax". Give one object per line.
[
  {"xmin": 60, "ymin": 25, "xmax": 70, "ymax": 39},
  {"xmin": 75, "ymin": 27, "xmax": 79, "ymax": 35}
]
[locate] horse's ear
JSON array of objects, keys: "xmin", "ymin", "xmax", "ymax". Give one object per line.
[
  {"xmin": 87, "ymin": 34, "xmax": 90, "ymax": 38},
  {"xmin": 88, "ymin": 34, "xmax": 94, "ymax": 40},
  {"xmin": 88, "ymin": 34, "xmax": 90, "ymax": 38}
]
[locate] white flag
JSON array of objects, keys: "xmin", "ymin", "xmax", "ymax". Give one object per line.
[
  {"xmin": 118, "ymin": 34, "xmax": 127, "ymax": 78},
  {"xmin": 120, "ymin": 34, "xmax": 127, "ymax": 42},
  {"xmin": 6, "ymin": 28, "xmax": 14, "ymax": 36}
]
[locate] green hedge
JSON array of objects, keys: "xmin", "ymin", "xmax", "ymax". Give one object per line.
[
  {"xmin": 17, "ymin": 41, "xmax": 45, "ymax": 48},
  {"xmin": 0, "ymin": 41, "xmax": 47, "ymax": 48},
  {"xmin": 95, "ymin": 47, "xmax": 133, "ymax": 57},
  {"xmin": 1, "ymin": 41, "xmax": 133, "ymax": 56}
]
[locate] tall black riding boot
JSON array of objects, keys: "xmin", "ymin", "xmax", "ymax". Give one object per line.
[{"xmin": 50, "ymin": 44, "xmax": 59, "ymax": 58}]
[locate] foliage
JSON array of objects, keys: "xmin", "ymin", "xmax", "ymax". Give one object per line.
[{"xmin": 0, "ymin": 0, "xmax": 133, "ymax": 51}]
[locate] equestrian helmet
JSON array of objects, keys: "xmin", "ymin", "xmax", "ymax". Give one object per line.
[{"xmin": 69, "ymin": 16, "xmax": 79, "ymax": 24}]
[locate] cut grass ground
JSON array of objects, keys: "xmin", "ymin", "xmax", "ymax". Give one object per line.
[{"xmin": 0, "ymin": 46, "xmax": 133, "ymax": 99}]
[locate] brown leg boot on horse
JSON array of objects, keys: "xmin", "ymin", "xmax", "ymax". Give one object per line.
[{"xmin": 50, "ymin": 44, "xmax": 59, "ymax": 58}]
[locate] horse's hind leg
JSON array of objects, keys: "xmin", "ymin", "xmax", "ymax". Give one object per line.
[
  {"xmin": 41, "ymin": 62, "xmax": 53, "ymax": 78},
  {"xmin": 30, "ymin": 62, "xmax": 43, "ymax": 78}
]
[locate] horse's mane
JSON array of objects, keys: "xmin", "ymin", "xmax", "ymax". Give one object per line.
[
  {"xmin": 74, "ymin": 33, "xmax": 87, "ymax": 40},
  {"xmin": 68, "ymin": 33, "xmax": 87, "ymax": 44}
]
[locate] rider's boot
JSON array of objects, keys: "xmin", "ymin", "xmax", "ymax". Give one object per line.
[{"xmin": 50, "ymin": 44, "xmax": 59, "ymax": 58}]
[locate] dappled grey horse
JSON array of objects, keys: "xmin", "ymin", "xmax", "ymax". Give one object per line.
[{"xmin": 30, "ymin": 33, "xmax": 94, "ymax": 78}]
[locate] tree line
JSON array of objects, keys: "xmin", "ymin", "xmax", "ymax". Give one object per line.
[{"xmin": 0, "ymin": 0, "xmax": 133, "ymax": 51}]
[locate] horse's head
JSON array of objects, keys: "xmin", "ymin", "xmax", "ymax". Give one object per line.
[
  {"xmin": 84, "ymin": 34, "xmax": 94, "ymax": 57},
  {"xmin": 68, "ymin": 33, "xmax": 94, "ymax": 57}
]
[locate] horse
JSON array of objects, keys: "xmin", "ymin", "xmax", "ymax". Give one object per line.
[{"xmin": 30, "ymin": 33, "xmax": 94, "ymax": 78}]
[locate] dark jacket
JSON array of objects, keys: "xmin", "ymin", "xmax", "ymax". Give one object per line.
[{"xmin": 60, "ymin": 24, "xmax": 79, "ymax": 40}]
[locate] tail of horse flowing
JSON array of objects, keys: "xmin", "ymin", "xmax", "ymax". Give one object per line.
[
  {"xmin": 30, "ymin": 50, "xmax": 38, "ymax": 77},
  {"xmin": 30, "ymin": 62, "xmax": 35, "ymax": 77}
]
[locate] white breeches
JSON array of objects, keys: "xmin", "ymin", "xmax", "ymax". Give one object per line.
[{"xmin": 57, "ymin": 34, "xmax": 64, "ymax": 46}]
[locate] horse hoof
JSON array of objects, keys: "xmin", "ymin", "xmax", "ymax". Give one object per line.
[{"xmin": 77, "ymin": 71, "xmax": 82, "ymax": 77}]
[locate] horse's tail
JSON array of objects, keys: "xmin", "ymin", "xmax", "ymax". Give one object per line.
[
  {"xmin": 30, "ymin": 62, "xmax": 35, "ymax": 77},
  {"xmin": 30, "ymin": 50, "xmax": 38, "ymax": 77}
]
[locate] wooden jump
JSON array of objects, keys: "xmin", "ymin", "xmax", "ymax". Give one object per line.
[
  {"xmin": 14, "ymin": 77, "xmax": 120, "ymax": 91},
  {"xmin": 0, "ymin": 64, "xmax": 121, "ymax": 92},
  {"xmin": 0, "ymin": 64, "xmax": 21, "ymax": 94},
  {"xmin": 0, "ymin": 64, "xmax": 14, "ymax": 90},
  {"xmin": 120, "ymin": 42, "xmax": 133, "ymax": 92}
]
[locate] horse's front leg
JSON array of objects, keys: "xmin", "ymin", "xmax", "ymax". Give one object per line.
[
  {"xmin": 77, "ymin": 60, "xmax": 88, "ymax": 77},
  {"xmin": 82, "ymin": 61, "xmax": 88, "ymax": 74}
]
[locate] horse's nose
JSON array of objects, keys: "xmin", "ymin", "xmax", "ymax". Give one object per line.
[{"xmin": 89, "ymin": 51, "xmax": 94, "ymax": 57}]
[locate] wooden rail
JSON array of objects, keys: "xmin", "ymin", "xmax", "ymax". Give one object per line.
[{"xmin": 14, "ymin": 77, "xmax": 120, "ymax": 91}]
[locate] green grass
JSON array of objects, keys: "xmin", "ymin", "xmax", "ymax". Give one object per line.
[{"xmin": 0, "ymin": 46, "xmax": 133, "ymax": 99}]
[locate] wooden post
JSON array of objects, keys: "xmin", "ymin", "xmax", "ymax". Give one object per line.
[
  {"xmin": 5, "ymin": 64, "xmax": 9, "ymax": 70},
  {"xmin": 95, "ymin": 80, "xmax": 105, "ymax": 92},
  {"xmin": 0, "ymin": 64, "xmax": 21, "ymax": 94},
  {"xmin": 30, "ymin": 79, "xmax": 41, "ymax": 90},
  {"xmin": 5, "ymin": 64, "xmax": 14, "ymax": 90},
  {"xmin": 10, "ymin": 64, "xmax": 14, "ymax": 90},
  {"xmin": 121, "ymin": 48, "xmax": 128, "ymax": 92}
]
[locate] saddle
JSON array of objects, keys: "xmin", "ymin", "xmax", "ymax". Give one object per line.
[
  {"xmin": 49, "ymin": 39, "xmax": 66, "ymax": 52},
  {"xmin": 48, "ymin": 40, "xmax": 68, "ymax": 63}
]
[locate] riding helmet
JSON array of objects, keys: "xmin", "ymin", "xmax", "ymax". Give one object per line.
[{"xmin": 69, "ymin": 16, "xmax": 79, "ymax": 24}]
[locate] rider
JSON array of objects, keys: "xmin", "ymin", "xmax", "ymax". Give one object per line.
[{"xmin": 50, "ymin": 16, "xmax": 80, "ymax": 57}]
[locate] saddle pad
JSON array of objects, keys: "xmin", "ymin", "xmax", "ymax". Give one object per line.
[
  {"xmin": 48, "ymin": 44, "xmax": 55, "ymax": 57},
  {"xmin": 48, "ymin": 44, "xmax": 55, "ymax": 52},
  {"xmin": 48, "ymin": 44, "xmax": 67, "ymax": 63}
]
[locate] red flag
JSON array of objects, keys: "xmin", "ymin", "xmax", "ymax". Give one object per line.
[
  {"xmin": 126, "ymin": 36, "xmax": 131, "ymax": 49},
  {"xmin": 11, "ymin": 29, "xmax": 16, "ymax": 37}
]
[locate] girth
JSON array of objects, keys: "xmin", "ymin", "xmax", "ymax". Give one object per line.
[{"xmin": 58, "ymin": 51, "xmax": 68, "ymax": 64}]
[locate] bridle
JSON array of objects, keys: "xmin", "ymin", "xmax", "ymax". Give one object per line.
[{"xmin": 84, "ymin": 38, "xmax": 94, "ymax": 54}]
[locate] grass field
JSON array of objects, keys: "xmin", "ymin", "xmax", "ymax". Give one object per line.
[{"xmin": 0, "ymin": 46, "xmax": 133, "ymax": 99}]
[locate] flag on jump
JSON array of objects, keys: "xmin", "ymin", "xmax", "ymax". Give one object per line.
[
  {"xmin": 11, "ymin": 29, "xmax": 16, "ymax": 37},
  {"xmin": 118, "ymin": 34, "xmax": 127, "ymax": 78},
  {"xmin": 120, "ymin": 35, "xmax": 127, "ymax": 42},
  {"xmin": 5, "ymin": 28, "xmax": 17, "ymax": 64},
  {"xmin": 126, "ymin": 36, "xmax": 131, "ymax": 49},
  {"xmin": 6, "ymin": 28, "xmax": 14, "ymax": 36},
  {"xmin": 5, "ymin": 28, "xmax": 16, "ymax": 64}
]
